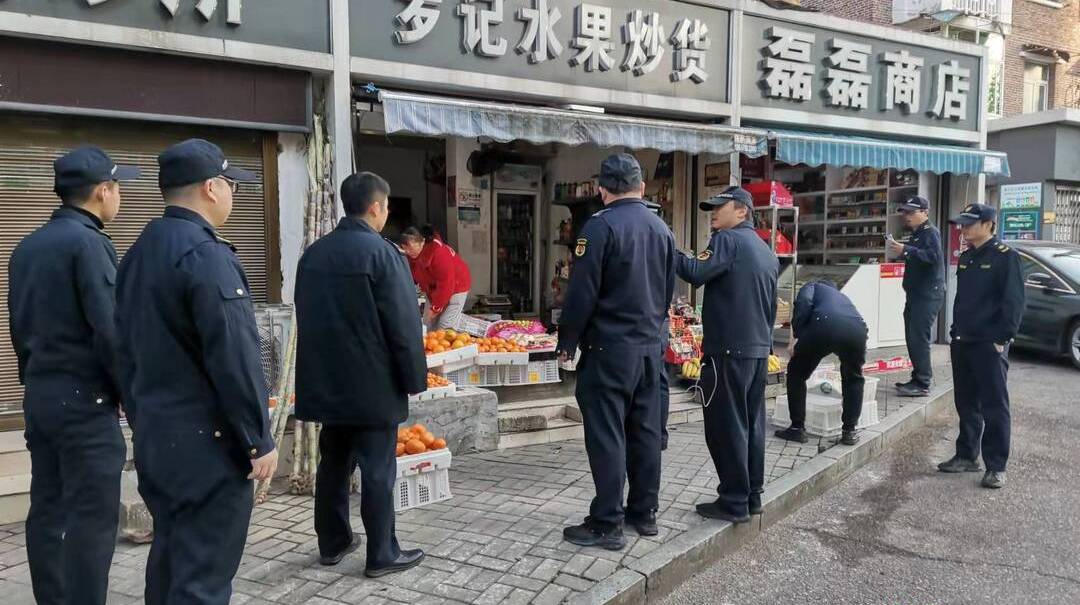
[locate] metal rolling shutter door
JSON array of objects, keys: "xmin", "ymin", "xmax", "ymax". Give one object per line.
[{"xmin": 0, "ymin": 127, "xmax": 269, "ymax": 420}]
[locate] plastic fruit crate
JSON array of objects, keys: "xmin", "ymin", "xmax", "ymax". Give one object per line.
[
  {"xmin": 425, "ymin": 344, "xmax": 478, "ymax": 369},
  {"xmin": 445, "ymin": 364, "xmax": 502, "ymax": 387},
  {"xmin": 475, "ymin": 352, "xmax": 530, "ymax": 366},
  {"xmin": 455, "ymin": 314, "xmax": 493, "ymax": 338},
  {"xmin": 354, "ymin": 449, "xmax": 452, "ymax": 512},
  {"xmin": 408, "ymin": 383, "xmax": 457, "ymax": 403},
  {"xmin": 503, "ymin": 360, "xmax": 561, "ymax": 386},
  {"xmin": 772, "ymin": 390, "xmax": 879, "ymax": 437}
]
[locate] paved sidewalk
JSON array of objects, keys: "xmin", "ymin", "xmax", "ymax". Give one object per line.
[{"xmin": 0, "ymin": 360, "xmax": 951, "ymax": 605}]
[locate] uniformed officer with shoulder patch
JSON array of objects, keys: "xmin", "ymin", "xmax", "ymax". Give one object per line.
[
  {"xmin": 8, "ymin": 146, "xmax": 138, "ymax": 605},
  {"xmin": 887, "ymin": 196, "xmax": 946, "ymax": 397},
  {"xmin": 676, "ymin": 186, "xmax": 778, "ymax": 524},
  {"xmin": 556, "ymin": 154, "xmax": 676, "ymax": 551},
  {"xmin": 939, "ymin": 203, "xmax": 1024, "ymax": 489},
  {"xmin": 295, "ymin": 172, "xmax": 428, "ymax": 577},
  {"xmin": 115, "ymin": 139, "xmax": 278, "ymax": 605}
]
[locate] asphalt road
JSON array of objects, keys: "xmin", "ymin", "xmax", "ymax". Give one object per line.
[{"xmin": 661, "ymin": 350, "xmax": 1080, "ymax": 605}]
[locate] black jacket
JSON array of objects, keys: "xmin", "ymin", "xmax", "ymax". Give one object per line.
[
  {"xmin": 556, "ymin": 198, "xmax": 676, "ymax": 355},
  {"xmin": 900, "ymin": 221, "xmax": 945, "ymax": 297},
  {"xmin": 791, "ymin": 280, "xmax": 865, "ymax": 339},
  {"xmin": 116, "ymin": 206, "xmax": 273, "ymax": 462},
  {"xmin": 677, "ymin": 221, "xmax": 778, "ymax": 359},
  {"xmin": 294, "ymin": 216, "xmax": 427, "ymax": 427},
  {"xmin": 8, "ymin": 206, "xmax": 121, "ymax": 404},
  {"xmin": 951, "ymin": 237, "xmax": 1026, "ymax": 345}
]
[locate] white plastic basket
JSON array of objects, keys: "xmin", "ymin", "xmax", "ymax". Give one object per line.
[
  {"xmin": 445, "ymin": 364, "xmax": 502, "ymax": 387},
  {"xmin": 772, "ymin": 389, "xmax": 879, "ymax": 437},
  {"xmin": 455, "ymin": 315, "xmax": 493, "ymax": 338},
  {"xmin": 503, "ymin": 360, "xmax": 561, "ymax": 386},
  {"xmin": 408, "ymin": 383, "xmax": 457, "ymax": 403},
  {"xmin": 475, "ymin": 352, "xmax": 530, "ymax": 366},
  {"xmin": 425, "ymin": 344, "xmax": 478, "ymax": 369}
]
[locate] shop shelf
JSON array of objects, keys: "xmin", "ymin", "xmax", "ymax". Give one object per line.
[
  {"xmin": 503, "ymin": 360, "xmax": 561, "ymax": 386},
  {"xmin": 793, "ymin": 191, "xmax": 827, "ymax": 197},
  {"xmin": 833, "ymin": 185, "xmax": 887, "ymax": 194},
  {"xmin": 392, "ymin": 449, "xmax": 453, "ymax": 512},
  {"xmin": 827, "ymin": 217, "xmax": 887, "ymax": 225},
  {"xmin": 825, "ymin": 248, "xmax": 886, "ymax": 254}
]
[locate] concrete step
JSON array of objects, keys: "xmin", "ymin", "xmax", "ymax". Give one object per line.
[
  {"xmin": 0, "ymin": 492, "xmax": 30, "ymax": 525},
  {"xmin": 497, "ymin": 399, "xmax": 705, "ymax": 450}
]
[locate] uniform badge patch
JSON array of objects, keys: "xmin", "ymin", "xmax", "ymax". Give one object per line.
[
  {"xmin": 697, "ymin": 250, "xmax": 713, "ymax": 261},
  {"xmin": 575, "ymin": 238, "xmax": 587, "ymax": 257}
]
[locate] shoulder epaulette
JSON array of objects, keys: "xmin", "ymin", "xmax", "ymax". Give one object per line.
[
  {"xmin": 997, "ymin": 243, "xmax": 1010, "ymax": 253},
  {"xmin": 592, "ymin": 208, "xmax": 610, "ymax": 217}
]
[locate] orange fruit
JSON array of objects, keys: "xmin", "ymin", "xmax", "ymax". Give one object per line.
[
  {"xmin": 411, "ymin": 423, "xmax": 426, "ymax": 434},
  {"xmin": 420, "ymin": 432, "xmax": 436, "ymax": 447},
  {"xmin": 397, "ymin": 428, "xmax": 410, "ymax": 443},
  {"xmin": 431, "ymin": 438, "xmax": 447, "ymax": 450},
  {"xmin": 396, "ymin": 443, "xmax": 406, "ymax": 456},
  {"xmin": 445, "ymin": 329, "xmax": 457, "ymax": 339},
  {"xmin": 404, "ymin": 439, "xmax": 426, "ymax": 455}
]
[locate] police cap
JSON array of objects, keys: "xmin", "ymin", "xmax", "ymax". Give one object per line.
[
  {"xmin": 158, "ymin": 139, "xmax": 257, "ymax": 190},
  {"xmin": 598, "ymin": 153, "xmax": 643, "ymax": 193},
  {"xmin": 699, "ymin": 186, "xmax": 754, "ymax": 212},
  {"xmin": 54, "ymin": 145, "xmax": 140, "ymax": 195},
  {"xmin": 897, "ymin": 196, "xmax": 930, "ymax": 213},
  {"xmin": 949, "ymin": 203, "xmax": 997, "ymax": 226}
]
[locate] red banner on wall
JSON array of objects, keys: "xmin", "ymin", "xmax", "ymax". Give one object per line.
[{"xmin": 880, "ymin": 263, "xmax": 906, "ymax": 279}]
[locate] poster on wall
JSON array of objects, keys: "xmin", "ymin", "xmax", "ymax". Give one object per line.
[
  {"xmin": 1000, "ymin": 210, "xmax": 1039, "ymax": 241},
  {"xmin": 1000, "ymin": 182, "xmax": 1042, "ymax": 210},
  {"xmin": 704, "ymin": 163, "xmax": 731, "ymax": 187}
]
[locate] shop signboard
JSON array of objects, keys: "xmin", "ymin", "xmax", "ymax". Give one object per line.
[
  {"xmin": 740, "ymin": 15, "xmax": 981, "ymax": 134},
  {"xmin": 1000, "ymin": 210, "xmax": 1040, "ymax": 241},
  {"xmin": 353, "ymin": 0, "xmax": 730, "ymax": 106},
  {"xmin": 0, "ymin": 0, "xmax": 330, "ymax": 52}
]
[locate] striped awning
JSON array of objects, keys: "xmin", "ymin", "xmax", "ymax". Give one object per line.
[
  {"xmin": 771, "ymin": 129, "xmax": 1010, "ymax": 177},
  {"xmin": 379, "ymin": 90, "xmax": 769, "ymax": 157}
]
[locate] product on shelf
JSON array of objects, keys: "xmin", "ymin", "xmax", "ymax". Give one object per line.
[
  {"xmin": 486, "ymin": 320, "xmax": 546, "ymax": 339},
  {"xmin": 396, "ymin": 423, "xmax": 449, "ymax": 457},
  {"xmin": 506, "ymin": 333, "xmax": 559, "ymax": 351},
  {"xmin": 424, "ymin": 329, "xmax": 474, "ymax": 354},
  {"xmin": 476, "ymin": 337, "xmax": 528, "ymax": 353},
  {"xmin": 426, "ymin": 373, "xmax": 452, "ymax": 388}
]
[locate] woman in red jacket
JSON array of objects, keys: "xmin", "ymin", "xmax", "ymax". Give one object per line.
[{"xmin": 401, "ymin": 226, "xmax": 472, "ymax": 330}]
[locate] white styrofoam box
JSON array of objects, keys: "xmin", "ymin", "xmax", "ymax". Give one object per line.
[
  {"xmin": 808, "ymin": 373, "xmax": 880, "ymax": 409},
  {"xmin": 352, "ymin": 449, "xmax": 452, "ymax": 512},
  {"xmin": 772, "ymin": 392, "xmax": 879, "ymax": 437},
  {"xmin": 408, "ymin": 383, "xmax": 457, "ymax": 403},
  {"xmin": 446, "ymin": 364, "xmax": 502, "ymax": 387},
  {"xmin": 425, "ymin": 344, "xmax": 478, "ymax": 369},
  {"xmin": 455, "ymin": 314, "xmax": 493, "ymax": 338},
  {"xmin": 475, "ymin": 352, "xmax": 530, "ymax": 366},
  {"xmin": 503, "ymin": 360, "xmax": 561, "ymax": 386}
]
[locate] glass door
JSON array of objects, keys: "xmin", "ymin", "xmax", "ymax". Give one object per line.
[{"xmin": 495, "ymin": 192, "xmax": 538, "ymax": 314}]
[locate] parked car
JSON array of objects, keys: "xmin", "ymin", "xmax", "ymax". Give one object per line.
[{"xmin": 1007, "ymin": 241, "xmax": 1080, "ymax": 369}]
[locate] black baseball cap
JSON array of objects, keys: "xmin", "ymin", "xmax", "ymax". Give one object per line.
[
  {"xmin": 598, "ymin": 153, "xmax": 643, "ymax": 193},
  {"xmin": 53, "ymin": 145, "xmax": 140, "ymax": 194},
  {"xmin": 949, "ymin": 203, "xmax": 997, "ymax": 226},
  {"xmin": 700, "ymin": 186, "xmax": 754, "ymax": 212},
  {"xmin": 897, "ymin": 196, "xmax": 930, "ymax": 212},
  {"xmin": 158, "ymin": 139, "xmax": 256, "ymax": 190}
]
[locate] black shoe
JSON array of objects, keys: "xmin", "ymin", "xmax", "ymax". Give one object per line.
[
  {"xmin": 749, "ymin": 493, "xmax": 763, "ymax": 516},
  {"xmin": 897, "ymin": 384, "xmax": 930, "ymax": 397},
  {"xmin": 937, "ymin": 455, "xmax": 982, "ymax": 473},
  {"xmin": 364, "ymin": 549, "xmax": 425, "ymax": 578},
  {"xmin": 319, "ymin": 533, "xmax": 361, "ymax": 566},
  {"xmin": 563, "ymin": 520, "xmax": 626, "ymax": 550},
  {"xmin": 774, "ymin": 427, "xmax": 808, "ymax": 443},
  {"xmin": 625, "ymin": 512, "xmax": 659, "ymax": 536},
  {"xmin": 894, "ymin": 379, "xmax": 914, "ymax": 389},
  {"xmin": 981, "ymin": 471, "xmax": 1006, "ymax": 489},
  {"xmin": 840, "ymin": 430, "xmax": 859, "ymax": 446},
  {"xmin": 695, "ymin": 501, "xmax": 751, "ymax": 524}
]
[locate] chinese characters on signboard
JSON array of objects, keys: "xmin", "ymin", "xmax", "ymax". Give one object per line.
[
  {"xmin": 759, "ymin": 26, "xmax": 971, "ymax": 121},
  {"xmin": 87, "ymin": 0, "xmax": 242, "ymax": 24},
  {"xmin": 1000, "ymin": 182, "xmax": 1043, "ymax": 240},
  {"xmin": 394, "ymin": 0, "xmax": 712, "ymax": 83}
]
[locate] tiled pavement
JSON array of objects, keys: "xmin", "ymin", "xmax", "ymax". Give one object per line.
[{"xmin": 0, "ymin": 366, "xmax": 946, "ymax": 605}]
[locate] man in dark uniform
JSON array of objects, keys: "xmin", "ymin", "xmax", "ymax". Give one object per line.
[
  {"xmin": 676, "ymin": 186, "xmax": 778, "ymax": 524},
  {"xmin": 939, "ymin": 203, "xmax": 1024, "ymax": 489},
  {"xmin": 774, "ymin": 280, "xmax": 868, "ymax": 446},
  {"xmin": 116, "ymin": 139, "xmax": 278, "ymax": 605},
  {"xmin": 887, "ymin": 196, "xmax": 946, "ymax": 397},
  {"xmin": 295, "ymin": 172, "xmax": 428, "ymax": 577},
  {"xmin": 557, "ymin": 154, "xmax": 676, "ymax": 550},
  {"xmin": 8, "ymin": 146, "xmax": 138, "ymax": 605}
]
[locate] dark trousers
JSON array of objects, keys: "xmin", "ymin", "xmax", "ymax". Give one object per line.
[
  {"xmin": 576, "ymin": 348, "xmax": 663, "ymax": 528},
  {"xmin": 787, "ymin": 323, "xmax": 868, "ymax": 432},
  {"xmin": 24, "ymin": 397, "xmax": 126, "ymax": 605},
  {"xmin": 659, "ymin": 366, "xmax": 670, "ymax": 450},
  {"xmin": 135, "ymin": 429, "xmax": 254, "ymax": 605},
  {"xmin": 314, "ymin": 425, "xmax": 400, "ymax": 568},
  {"xmin": 904, "ymin": 294, "xmax": 944, "ymax": 388},
  {"xmin": 951, "ymin": 341, "xmax": 1012, "ymax": 472},
  {"xmin": 697, "ymin": 355, "xmax": 767, "ymax": 517}
]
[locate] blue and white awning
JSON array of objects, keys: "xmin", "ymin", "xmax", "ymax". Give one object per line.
[
  {"xmin": 380, "ymin": 90, "xmax": 769, "ymax": 157},
  {"xmin": 770, "ymin": 129, "xmax": 1010, "ymax": 177}
]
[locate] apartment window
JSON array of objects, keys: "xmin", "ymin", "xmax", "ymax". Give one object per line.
[{"xmin": 1023, "ymin": 62, "xmax": 1051, "ymax": 113}]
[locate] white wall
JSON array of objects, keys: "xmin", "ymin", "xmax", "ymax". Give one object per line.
[
  {"xmin": 278, "ymin": 132, "xmax": 309, "ymax": 304},
  {"xmin": 445, "ymin": 137, "xmax": 489, "ymax": 302},
  {"xmin": 355, "ymin": 143, "xmax": 430, "ymax": 232}
]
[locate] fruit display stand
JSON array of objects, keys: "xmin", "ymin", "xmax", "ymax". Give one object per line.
[
  {"xmin": 426, "ymin": 344, "xmax": 479, "ymax": 370},
  {"xmin": 445, "ymin": 364, "xmax": 503, "ymax": 388}
]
